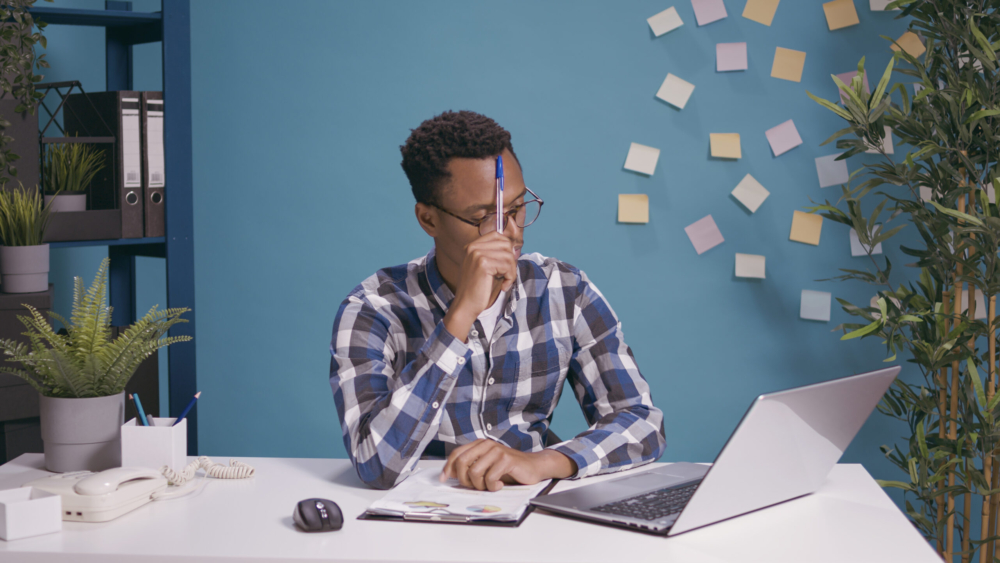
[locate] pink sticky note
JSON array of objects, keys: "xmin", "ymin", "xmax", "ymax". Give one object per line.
[
  {"xmin": 717, "ymin": 42, "xmax": 748, "ymax": 72},
  {"xmin": 835, "ymin": 70, "xmax": 870, "ymax": 104},
  {"xmin": 685, "ymin": 215, "xmax": 724, "ymax": 255},
  {"xmin": 765, "ymin": 119, "xmax": 803, "ymax": 157},
  {"xmin": 692, "ymin": 0, "xmax": 727, "ymax": 26}
]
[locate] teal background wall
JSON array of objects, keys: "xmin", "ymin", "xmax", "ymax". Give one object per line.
[{"xmin": 41, "ymin": 0, "xmax": 917, "ymax": 503}]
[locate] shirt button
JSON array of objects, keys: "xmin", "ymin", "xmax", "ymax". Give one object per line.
[
  {"xmin": 432, "ymin": 401, "xmax": 439, "ymax": 409},
  {"xmin": 488, "ymin": 377, "xmax": 495, "ymax": 385},
  {"xmin": 486, "ymin": 423, "xmax": 492, "ymax": 431},
  {"xmin": 470, "ymin": 329, "xmax": 478, "ymax": 337},
  {"xmin": 456, "ymin": 357, "xmax": 465, "ymax": 365}
]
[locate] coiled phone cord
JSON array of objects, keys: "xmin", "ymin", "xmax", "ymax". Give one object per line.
[{"xmin": 152, "ymin": 456, "xmax": 256, "ymax": 500}]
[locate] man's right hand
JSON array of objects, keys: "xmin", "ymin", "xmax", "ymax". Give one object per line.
[{"xmin": 443, "ymin": 232, "xmax": 517, "ymax": 342}]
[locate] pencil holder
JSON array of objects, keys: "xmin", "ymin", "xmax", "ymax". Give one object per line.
[
  {"xmin": 0, "ymin": 487, "xmax": 61, "ymax": 541},
  {"xmin": 121, "ymin": 417, "xmax": 188, "ymax": 474}
]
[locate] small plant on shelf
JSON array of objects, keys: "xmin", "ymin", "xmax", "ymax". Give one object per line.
[{"xmin": 42, "ymin": 142, "xmax": 105, "ymax": 194}]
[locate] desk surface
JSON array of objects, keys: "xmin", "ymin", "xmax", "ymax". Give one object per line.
[{"xmin": 0, "ymin": 454, "xmax": 940, "ymax": 563}]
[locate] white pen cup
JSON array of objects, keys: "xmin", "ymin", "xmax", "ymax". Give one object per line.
[{"xmin": 121, "ymin": 417, "xmax": 188, "ymax": 474}]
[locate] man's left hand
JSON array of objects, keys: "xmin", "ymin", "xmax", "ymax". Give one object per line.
[{"xmin": 438, "ymin": 438, "xmax": 577, "ymax": 491}]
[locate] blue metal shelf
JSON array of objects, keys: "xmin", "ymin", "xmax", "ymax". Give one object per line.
[{"xmin": 38, "ymin": 1, "xmax": 198, "ymax": 454}]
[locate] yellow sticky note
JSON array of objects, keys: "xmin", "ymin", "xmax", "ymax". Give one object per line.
[
  {"xmin": 743, "ymin": 0, "xmax": 779, "ymax": 26},
  {"xmin": 891, "ymin": 31, "xmax": 926, "ymax": 58},
  {"xmin": 790, "ymin": 211, "xmax": 823, "ymax": 245},
  {"xmin": 823, "ymin": 0, "xmax": 859, "ymax": 31},
  {"xmin": 618, "ymin": 194, "xmax": 649, "ymax": 224},
  {"xmin": 710, "ymin": 133, "xmax": 741, "ymax": 159},
  {"xmin": 771, "ymin": 47, "xmax": 806, "ymax": 82}
]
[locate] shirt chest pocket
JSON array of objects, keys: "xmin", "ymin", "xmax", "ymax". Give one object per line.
[{"xmin": 505, "ymin": 338, "xmax": 571, "ymax": 416}]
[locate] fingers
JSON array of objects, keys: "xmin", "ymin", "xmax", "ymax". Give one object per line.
[
  {"xmin": 451, "ymin": 440, "xmax": 497, "ymax": 489},
  {"xmin": 468, "ymin": 447, "xmax": 505, "ymax": 491},
  {"xmin": 440, "ymin": 440, "xmax": 479, "ymax": 482}
]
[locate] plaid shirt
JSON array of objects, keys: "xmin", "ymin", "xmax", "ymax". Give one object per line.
[{"xmin": 329, "ymin": 248, "xmax": 666, "ymax": 490}]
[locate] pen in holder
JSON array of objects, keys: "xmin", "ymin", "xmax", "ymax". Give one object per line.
[{"xmin": 121, "ymin": 417, "xmax": 187, "ymax": 474}]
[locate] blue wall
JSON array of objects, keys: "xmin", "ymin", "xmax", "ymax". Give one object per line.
[{"xmin": 44, "ymin": 0, "xmax": 917, "ymax": 501}]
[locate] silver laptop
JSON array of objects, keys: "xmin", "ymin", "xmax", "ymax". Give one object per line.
[{"xmin": 530, "ymin": 366, "xmax": 900, "ymax": 536}]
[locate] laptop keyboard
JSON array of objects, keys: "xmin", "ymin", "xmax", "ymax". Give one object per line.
[{"xmin": 591, "ymin": 481, "xmax": 701, "ymax": 521}]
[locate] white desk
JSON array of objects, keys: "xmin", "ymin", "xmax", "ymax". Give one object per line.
[{"xmin": 0, "ymin": 454, "xmax": 940, "ymax": 563}]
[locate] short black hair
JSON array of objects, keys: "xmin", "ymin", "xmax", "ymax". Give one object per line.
[{"xmin": 400, "ymin": 110, "xmax": 519, "ymax": 206}]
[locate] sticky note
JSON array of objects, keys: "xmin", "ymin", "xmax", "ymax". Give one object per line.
[
  {"xmin": 823, "ymin": 0, "xmax": 860, "ymax": 30},
  {"xmin": 743, "ymin": 0, "xmax": 779, "ymax": 25},
  {"xmin": 835, "ymin": 70, "xmax": 870, "ymax": 104},
  {"xmin": 648, "ymin": 7, "xmax": 684, "ymax": 36},
  {"xmin": 892, "ymin": 31, "xmax": 926, "ymax": 58},
  {"xmin": 623, "ymin": 142, "xmax": 661, "ymax": 175},
  {"xmin": 731, "ymin": 174, "xmax": 770, "ymax": 213},
  {"xmin": 815, "ymin": 154, "xmax": 849, "ymax": 188},
  {"xmin": 685, "ymin": 215, "xmax": 724, "ymax": 255},
  {"xmin": 865, "ymin": 125, "xmax": 894, "ymax": 154},
  {"xmin": 717, "ymin": 42, "xmax": 748, "ymax": 72},
  {"xmin": 735, "ymin": 253, "xmax": 766, "ymax": 279},
  {"xmin": 656, "ymin": 73, "xmax": 695, "ymax": 109},
  {"xmin": 962, "ymin": 288, "xmax": 988, "ymax": 320},
  {"xmin": 771, "ymin": 47, "xmax": 806, "ymax": 82},
  {"xmin": 849, "ymin": 228, "xmax": 883, "ymax": 256},
  {"xmin": 765, "ymin": 119, "xmax": 803, "ymax": 157},
  {"xmin": 790, "ymin": 210, "xmax": 823, "ymax": 245},
  {"xmin": 986, "ymin": 182, "xmax": 996, "ymax": 204},
  {"xmin": 870, "ymin": 0, "xmax": 899, "ymax": 9},
  {"xmin": 618, "ymin": 194, "xmax": 649, "ymax": 223},
  {"xmin": 919, "ymin": 186, "xmax": 934, "ymax": 202},
  {"xmin": 691, "ymin": 0, "xmax": 727, "ymax": 26},
  {"xmin": 801, "ymin": 290, "xmax": 832, "ymax": 322},
  {"xmin": 710, "ymin": 133, "xmax": 741, "ymax": 159}
]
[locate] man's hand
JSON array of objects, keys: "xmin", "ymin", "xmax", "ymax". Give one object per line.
[
  {"xmin": 443, "ymin": 232, "xmax": 518, "ymax": 341},
  {"xmin": 438, "ymin": 439, "xmax": 577, "ymax": 491}
]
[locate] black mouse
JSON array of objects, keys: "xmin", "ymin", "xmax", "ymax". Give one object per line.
[{"xmin": 293, "ymin": 498, "xmax": 343, "ymax": 532}]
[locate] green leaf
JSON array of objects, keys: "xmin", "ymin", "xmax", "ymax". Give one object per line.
[
  {"xmin": 807, "ymin": 90, "xmax": 853, "ymax": 121},
  {"xmin": 970, "ymin": 360, "xmax": 987, "ymax": 409},
  {"xmin": 964, "ymin": 109, "xmax": 1000, "ymax": 124},
  {"xmin": 870, "ymin": 58, "xmax": 894, "ymax": 112},
  {"xmin": 929, "ymin": 200, "xmax": 984, "ymax": 226},
  {"xmin": 841, "ymin": 319, "xmax": 882, "ymax": 340}
]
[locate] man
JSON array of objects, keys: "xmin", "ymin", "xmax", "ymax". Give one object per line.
[{"xmin": 329, "ymin": 110, "xmax": 665, "ymax": 491}]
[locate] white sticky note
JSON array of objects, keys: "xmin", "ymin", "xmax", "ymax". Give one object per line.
[
  {"xmin": 919, "ymin": 186, "xmax": 934, "ymax": 202},
  {"xmin": 816, "ymin": 154, "xmax": 849, "ymax": 188},
  {"xmin": 961, "ymin": 288, "xmax": 988, "ymax": 320},
  {"xmin": 648, "ymin": 7, "xmax": 684, "ymax": 36},
  {"xmin": 731, "ymin": 174, "xmax": 770, "ymax": 213},
  {"xmin": 765, "ymin": 119, "xmax": 803, "ymax": 157},
  {"xmin": 685, "ymin": 215, "xmax": 724, "ymax": 255},
  {"xmin": 717, "ymin": 42, "xmax": 748, "ymax": 72},
  {"xmin": 835, "ymin": 70, "xmax": 869, "ymax": 104},
  {"xmin": 987, "ymin": 182, "xmax": 996, "ymax": 204},
  {"xmin": 656, "ymin": 73, "xmax": 695, "ymax": 109},
  {"xmin": 801, "ymin": 290, "xmax": 832, "ymax": 322},
  {"xmin": 624, "ymin": 142, "xmax": 661, "ymax": 175},
  {"xmin": 870, "ymin": 0, "xmax": 899, "ymax": 9},
  {"xmin": 692, "ymin": 0, "xmax": 727, "ymax": 26},
  {"xmin": 865, "ymin": 125, "xmax": 894, "ymax": 154},
  {"xmin": 849, "ymin": 228, "xmax": 883, "ymax": 256},
  {"xmin": 735, "ymin": 253, "xmax": 766, "ymax": 278}
]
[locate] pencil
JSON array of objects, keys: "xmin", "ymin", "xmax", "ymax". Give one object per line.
[
  {"xmin": 172, "ymin": 391, "xmax": 201, "ymax": 426},
  {"xmin": 130, "ymin": 393, "xmax": 149, "ymax": 426}
]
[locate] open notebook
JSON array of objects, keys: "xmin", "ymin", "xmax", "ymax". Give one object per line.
[{"xmin": 359, "ymin": 468, "xmax": 557, "ymax": 527}]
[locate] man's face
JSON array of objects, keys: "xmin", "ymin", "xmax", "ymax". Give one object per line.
[{"xmin": 431, "ymin": 147, "xmax": 526, "ymax": 271}]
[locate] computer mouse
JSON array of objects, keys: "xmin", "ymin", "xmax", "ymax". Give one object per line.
[{"xmin": 293, "ymin": 498, "xmax": 343, "ymax": 532}]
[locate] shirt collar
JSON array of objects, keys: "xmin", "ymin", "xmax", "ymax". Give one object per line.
[{"xmin": 425, "ymin": 246, "xmax": 524, "ymax": 318}]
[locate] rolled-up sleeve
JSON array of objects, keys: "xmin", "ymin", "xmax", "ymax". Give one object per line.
[
  {"xmin": 330, "ymin": 292, "xmax": 471, "ymax": 489},
  {"xmin": 547, "ymin": 270, "xmax": 666, "ymax": 479}
]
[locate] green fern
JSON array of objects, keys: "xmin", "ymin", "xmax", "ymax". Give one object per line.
[{"xmin": 0, "ymin": 257, "xmax": 192, "ymax": 398}]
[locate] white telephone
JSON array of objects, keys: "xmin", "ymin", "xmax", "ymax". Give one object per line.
[{"xmin": 23, "ymin": 467, "xmax": 168, "ymax": 523}]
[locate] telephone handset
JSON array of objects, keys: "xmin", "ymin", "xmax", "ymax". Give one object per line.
[{"xmin": 23, "ymin": 466, "xmax": 168, "ymax": 523}]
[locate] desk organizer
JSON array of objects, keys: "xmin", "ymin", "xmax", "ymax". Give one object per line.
[
  {"xmin": 121, "ymin": 417, "xmax": 187, "ymax": 473},
  {"xmin": 0, "ymin": 486, "xmax": 61, "ymax": 541}
]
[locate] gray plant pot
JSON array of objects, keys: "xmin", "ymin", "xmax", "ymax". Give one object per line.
[
  {"xmin": 0, "ymin": 244, "xmax": 50, "ymax": 293},
  {"xmin": 38, "ymin": 392, "xmax": 124, "ymax": 473},
  {"xmin": 44, "ymin": 193, "xmax": 87, "ymax": 212}
]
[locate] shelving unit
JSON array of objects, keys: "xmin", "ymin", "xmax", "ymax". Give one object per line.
[{"xmin": 27, "ymin": 0, "xmax": 198, "ymax": 454}]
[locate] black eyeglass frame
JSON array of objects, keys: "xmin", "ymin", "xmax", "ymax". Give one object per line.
[{"xmin": 431, "ymin": 186, "xmax": 544, "ymax": 235}]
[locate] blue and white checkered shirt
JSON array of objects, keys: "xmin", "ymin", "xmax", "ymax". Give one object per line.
[{"xmin": 329, "ymin": 248, "xmax": 666, "ymax": 489}]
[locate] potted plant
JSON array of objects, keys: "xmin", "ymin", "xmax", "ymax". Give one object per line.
[
  {"xmin": 803, "ymin": 1, "xmax": 1000, "ymax": 560},
  {"xmin": 0, "ymin": 257, "xmax": 191, "ymax": 472},
  {"xmin": 0, "ymin": 185, "xmax": 54, "ymax": 293},
  {"xmin": 42, "ymin": 141, "xmax": 104, "ymax": 211}
]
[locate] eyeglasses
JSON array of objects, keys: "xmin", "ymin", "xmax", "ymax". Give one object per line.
[{"xmin": 433, "ymin": 186, "xmax": 544, "ymax": 236}]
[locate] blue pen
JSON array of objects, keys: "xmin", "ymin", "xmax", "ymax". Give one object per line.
[
  {"xmin": 495, "ymin": 154, "xmax": 504, "ymax": 233},
  {"xmin": 130, "ymin": 393, "xmax": 149, "ymax": 426},
  {"xmin": 172, "ymin": 391, "xmax": 201, "ymax": 426}
]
